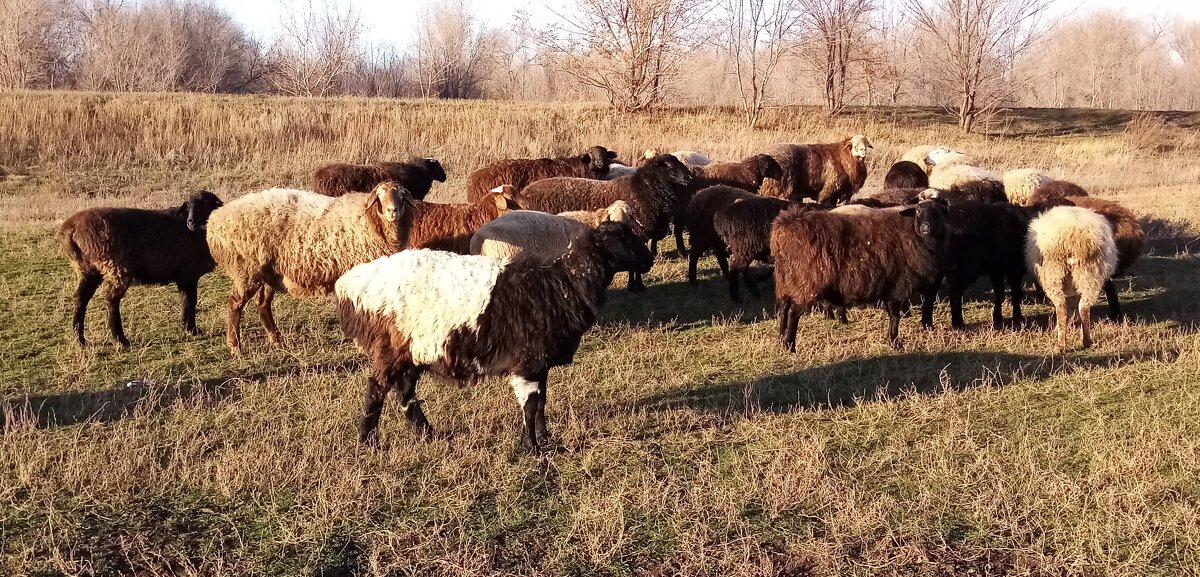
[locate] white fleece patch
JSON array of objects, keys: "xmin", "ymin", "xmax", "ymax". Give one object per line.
[
  {"xmin": 510, "ymin": 376, "xmax": 539, "ymax": 407},
  {"xmin": 336, "ymin": 249, "xmax": 506, "ymax": 364}
]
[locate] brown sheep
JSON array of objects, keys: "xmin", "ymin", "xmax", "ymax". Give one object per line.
[
  {"xmin": 665, "ymin": 154, "xmax": 783, "ymax": 255},
  {"xmin": 1031, "ymin": 179, "xmax": 1090, "ymax": 205},
  {"xmin": 465, "ymin": 146, "xmax": 618, "ymax": 201},
  {"xmin": 60, "ymin": 191, "xmax": 225, "ymax": 347},
  {"xmin": 760, "ymin": 135, "xmax": 872, "ymax": 205},
  {"xmin": 313, "ymin": 158, "xmax": 446, "ymax": 199},
  {"xmin": 408, "ymin": 185, "xmax": 527, "ymax": 254},
  {"xmin": 685, "ymin": 185, "xmax": 758, "ymax": 286},
  {"xmin": 713, "ymin": 196, "xmax": 817, "ymax": 303}
]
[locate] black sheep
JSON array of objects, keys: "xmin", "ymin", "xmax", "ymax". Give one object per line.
[{"xmin": 884, "ymin": 160, "xmax": 929, "ymax": 190}]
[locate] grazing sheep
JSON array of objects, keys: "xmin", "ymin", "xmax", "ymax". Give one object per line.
[
  {"xmin": 60, "ymin": 191, "xmax": 224, "ymax": 347},
  {"xmin": 918, "ymin": 200, "xmax": 1030, "ymax": 330},
  {"xmin": 1025, "ymin": 206, "xmax": 1118, "ymax": 350},
  {"xmin": 667, "ymin": 154, "xmax": 784, "ymax": 255},
  {"xmin": 760, "ymin": 135, "xmax": 872, "ymax": 205},
  {"xmin": 1002, "ymin": 168, "xmax": 1054, "ymax": 206},
  {"xmin": 685, "ymin": 185, "xmax": 758, "ymax": 286},
  {"xmin": 471, "ymin": 201, "xmax": 632, "ymax": 262},
  {"xmin": 466, "ymin": 146, "xmax": 618, "ymax": 201},
  {"xmin": 642, "ymin": 149, "xmax": 711, "ymax": 166},
  {"xmin": 848, "ymin": 187, "xmax": 925, "ymax": 207},
  {"xmin": 900, "ymin": 145, "xmax": 964, "ymax": 174},
  {"xmin": 771, "ymin": 199, "xmax": 949, "ymax": 350},
  {"xmin": 519, "ymin": 154, "xmax": 695, "ymax": 292},
  {"xmin": 1029, "ymin": 179, "xmax": 1090, "ymax": 205},
  {"xmin": 313, "ymin": 158, "xmax": 446, "ymax": 200},
  {"xmin": 884, "ymin": 161, "xmax": 930, "ymax": 190},
  {"xmin": 407, "ymin": 185, "xmax": 526, "ymax": 254},
  {"xmin": 1061, "ymin": 196, "xmax": 1144, "ymax": 320},
  {"xmin": 336, "ymin": 221, "xmax": 654, "ymax": 453},
  {"xmin": 601, "ymin": 163, "xmax": 637, "ymax": 180},
  {"xmin": 206, "ymin": 181, "xmax": 416, "ymax": 352},
  {"xmin": 713, "ymin": 196, "xmax": 814, "ymax": 302}
]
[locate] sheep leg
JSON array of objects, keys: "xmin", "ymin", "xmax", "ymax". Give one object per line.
[
  {"xmin": 532, "ymin": 371, "xmax": 551, "ymax": 445},
  {"xmin": 104, "ymin": 280, "xmax": 130, "ymax": 348},
  {"xmin": 1080, "ymin": 301, "xmax": 1094, "ymax": 349},
  {"xmin": 1054, "ymin": 299, "xmax": 1070, "ymax": 351},
  {"xmin": 986, "ymin": 274, "xmax": 1006, "ymax": 330},
  {"xmin": 649, "ymin": 238, "xmax": 659, "ymax": 257},
  {"xmin": 627, "ymin": 271, "xmax": 646, "ymax": 293},
  {"xmin": 72, "ymin": 270, "xmax": 103, "ymax": 347},
  {"xmin": 948, "ymin": 283, "xmax": 966, "ymax": 330},
  {"xmin": 777, "ymin": 298, "xmax": 797, "ymax": 352},
  {"xmin": 886, "ymin": 301, "xmax": 904, "ymax": 350},
  {"xmin": 1008, "ymin": 272, "xmax": 1025, "ymax": 328},
  {"xmin": 1103, "ymin": 279, "xmax": 1122, "ymax": 321},
  {"xmin": 713, "ymin": 247, "xmax": 730, "ymax": 278},
  {"xmin": 836, "ymin": 306, "xmax": 848, "ymax": 324},
  {"xmin": 358, "ymin": 375, "xmax": 390, "ymax": 446},
  {"xmin": 394, "ymin": 364, "xmax": 433, "ymax": 439},
  {"xmin": 256, "ymin": 285, "xmax": 283, "ymax": 345},
  {"xmin": 511, "ymin": 375, "xmax": 543, "ymax": 454},
  {"xmin": 673, "ymin": 215, "xmax": 689, "ymax": 257},
  {"xmin": 226, "ymin": 280, "xmax": 259, "ymax": 353},
  {"xmin": 920, "ymin": 281, "xmax": 940, "ymax": 330},
  {"xmin": 177, "ymin": 278, "xmax": 201, "ymax": 336},
  {"xmin": 687, "ymin": 250, "xmax": 701, "ymax": 285}
]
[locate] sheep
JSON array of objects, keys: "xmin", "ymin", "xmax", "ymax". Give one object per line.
[
  {"xmin": 848, "ymin": 187, "xmax": 925, "ymax": 207},
  {"xmin": 884, "ymin": 160, "xmax": 929, "ymax": 190},
  {"xmin": 206, "ymin": 181, "xmax": 416, "ymax": 353},
  {"xmin": 1002, "ymin": 168, "xmax": 1054, "ymax": 206},
  {"xmin": 601, "ymin": 163, "xmax": 638, "ymax": 180},
  {"xmin": 406, "ymin": 185, "xmax": 526, "ymax": 254},
  {"xmin": 313, "ymin": 158, "xmax": 446, "ymax": 200},
  {"xmin": 642, "ymin": 149, "xmax": 711, "ymax": 166},
  {"xmin": 685, "ymin": 185, "xmax": 758, "ymax": 286},
  {"xmin": 924, "ymin": 148, "xmax": 976, "ymax": 170},
  {"xmin": 918, "ymin": 180, "xmax": 1007, "ymax": 204},
  {"xmin": 917, "ymin": 200, "xmax": 1031, "ymax": 330},
  {"xmin": 771, "ymin": 199, "xmax": 949, "ymax": 351},
  {"xmin": 518, "ymin": 154, "xmax": 695, "ymax": 292},
  {"xmin": 335, "ymin": 221, "xmax": 654, "ymax": 453},
  {"xmin": 465, "ymin": 146, "xmax": 618, "ymax": 201},
  {"xmin": 759, "ymin": 135, "xmax": 872, "ymax": 205},
  {"xmin": 1060, "ymin": 196, "xmax": 1144, "ymax": 320},
  {"xmin": 471, "ymin": 201, "xmax": 632, "ymax": 262},
  {"xmin": 1031, "ymin": 179, "xmax": 1089, "ymax": 204},
  {"xmin": 59, "ymin": 191, "xmax": 224, "ymax": 348},
  {"xmin": 1024, "ymin": 206, "xmax": 1118, "ymax": 350},
  {"xmin": 713, "ymin": 196, "xmax": 816, "ymax": 302},
  {"xmin": 900, "ymin": 145, "xmax": 965, "ymax": 174},
  {"xmin": 666, "ymin": 153, "xmax": 784, "ymax": 255}
]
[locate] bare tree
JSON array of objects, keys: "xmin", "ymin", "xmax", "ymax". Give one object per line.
[
  {"xmin": 533, "ymin": 0, "xmax": 713, "ymax": 112},
  {"xmin": 905, "ymin": 0, "xmax": 1053, "ymax": 132},
  {"xmin": 721, "ymin": 0, "xmax": 803, "ymax": 126},
  {"xmin": 270, "ymin": 0, "xmax": 363, "ymax": 97},
  {"xmin": 795, "ymin": 0, "xmax": 875, "ymax": 114},
  {"xmin": 412, "ymin": 0, "xmax": 504, "ymax": 99},
  {"xmin": 0, "ymin": 0, "xmax": 76, "ymax": 89},
  {"xmin": 1172, "ymin": 19, "xmax": 1200, "ymax": 110}
]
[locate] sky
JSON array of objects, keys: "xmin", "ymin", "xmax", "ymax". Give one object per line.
[{"xmin": 211, "ymin": 0, "xmax": 1200, "ymax": 52}]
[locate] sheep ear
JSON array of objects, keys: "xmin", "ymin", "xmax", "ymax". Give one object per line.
[
  {"xmin": 176, "ymin": 202, "xmax": 189, "ymax": 220},
  {"xmin": 366, "ymin": 190, "xmax": 382, "ymax": 213},
  {"xmin": 606, "ymin": 150, "xmax": 618, "ymax": 160},
  {"xmin": 898, "ymin": 207, "xmax": 917, "ymax": 217},
  {"xmin": 493, "ymin": 193, "xmax": 509, "ymax": 212}
]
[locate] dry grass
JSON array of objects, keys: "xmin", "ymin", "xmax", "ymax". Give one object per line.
[{"xmin": 2, "ymin": 92, "xmax": 1200, "ymax": 576}]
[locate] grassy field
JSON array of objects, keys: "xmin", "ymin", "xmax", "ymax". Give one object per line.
[{"xmin": 2, "ymin": 91, "xmax": 1200, "ymax": 576}]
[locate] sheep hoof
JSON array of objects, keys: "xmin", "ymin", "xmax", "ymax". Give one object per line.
[{"xmin": 186, "ymin": 328, "xmax": 203, "ymax": 337}]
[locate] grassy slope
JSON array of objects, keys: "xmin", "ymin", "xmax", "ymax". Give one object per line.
[{"xmin": 2, "ymin": 93, "xmax": 1200, "ymax": 576}]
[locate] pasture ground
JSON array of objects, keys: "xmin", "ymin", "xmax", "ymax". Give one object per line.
[{"xmin": 2, "ymin": 92, "xmax": 1199, "ymax": 576}]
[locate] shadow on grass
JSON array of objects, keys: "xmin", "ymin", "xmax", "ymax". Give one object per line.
[
  {"xmin": 1141, "ymin": 216, "xmax": 1200, "ymax": 256},
  {"xmin": 638, "ymin": 348, "xmax": 1178, "ymax": 416}
]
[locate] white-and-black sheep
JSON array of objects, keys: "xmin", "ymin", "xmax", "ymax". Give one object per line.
[
  {"xmin": 59, "ymin": 191, "xmax": 225, "ymax": 347},
  {"xmin": 335, "ymin": 221, "xmax": 654, "ymax": 453}
]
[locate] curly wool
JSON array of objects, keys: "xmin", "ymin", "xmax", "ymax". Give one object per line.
[
  {"xmin": 759, "ymin": 135, "xmax": 870, "ymax": 204},
  {"xmin": 928, "ymin": 163, "xmax": 1001, "ymax": 190},
  {"xmin": 1002, "ymin": 168, "xmax": 1054, "ymax": 206},
  {"xmin": 1025, "ymin": 206, "xmax": 1118, "ymax": 347}
]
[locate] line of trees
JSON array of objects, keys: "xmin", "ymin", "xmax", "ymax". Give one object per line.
[{"xmin": 3, "ymin": 0, "xmax": 1200, "ymax": 130}]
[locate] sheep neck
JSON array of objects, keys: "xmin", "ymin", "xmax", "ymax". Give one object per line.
[{"xmin": 556, "ymin": 241, "xmax": 616, "ymax": 314}]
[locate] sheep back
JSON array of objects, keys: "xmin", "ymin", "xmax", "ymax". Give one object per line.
[
  {"xmin": 686, "ymin": 185, "xmax": 758, "ymax": 256},
  {"xmin": 1024, "ymin": 206, "xmax": 1118, "ymax": 303},
  {"xmin": 314, "ymin": 158, "xmax": 444, "ymax": 199},
  {"xmin": 60, "ymin": 204, "xmax": 215, "ymax": 284},
  {"xmin": 466, "ymin": 146, "xmax": 617, "ymax": 201},
  {"xmin": 471, "ymin": 210, "xmax": 591, "ymax": 262},
  {"xmin": 1063, "ymin": 196, "xmax": 1143, "ymax": 275},
  {"xmin": 408, "ymin": 187, "xmax": 523, "ymax": 254},
  {"xmin": 1002, "ymin": 168, "xmax": 1053, "ymax": 206},
  {"xmin": 884, "ymin": 161, "xmax": 929, "ymax": 190}
]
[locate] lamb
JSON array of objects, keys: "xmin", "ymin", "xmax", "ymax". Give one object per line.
[
  {"xmin": 59, "ymin": 191, "xmax": 224, "ymax": 347},
  {"xmin": 917, "ymin": 200, "xmax": 1030, "ymax": 330},
  {"xmin": 667, "ymin": 154, "xmax": 784, "ymax": 254},
  {"xmin": 465, "ymin": 146, "xmax": 618, "ymax": 201},
  {"xmin": 335, "ymin": 221, "xmax": 654, "ymax": 453},
  {"xmin": 471, "ymin": 201, "xmax": 632, "ymax": 262},
  {"xmin": 759, "ymin": 135, "xmax": 872, "ymax": 205},
  {"xmin": 1002, "ymin": 168, "xmax": 1053, "ymax": 206},
  {"xmin": 406, "ymin": 185, "xmax": 526, "ymax": 254},
  {"xmin": 1060, "ymin": 196, "xmax": 1144, "ymax": 320},
  {"xmin": 1024, "ymin": 206, "xmax": 1118, "ymax": 350},
  {"xmin": 313, "ymin": 158, "xmax": 446, "ymax": 200},
  {"xmin": 771, "ymin": 199, "xmax": 949, "ymax": 351},
  {"xmin": 884, "ymin": 160, "xmax": 929, "ymax": 190},
  {"xmin": 1031, "ymin": 179, "xmax": 1089, "ymax": 204},
  {"xmin": 518, "ymin": 154, "xmax": 695, "ymax": 291},
  {"xmin": 642, "ymin": 149, "xmax": 711, "ymax": 166},
  {"xmin": 206, "ymin": 181, "xmax": 416, "ymax": 352}
]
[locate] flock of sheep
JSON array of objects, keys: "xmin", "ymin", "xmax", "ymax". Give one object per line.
[{"xmin": 57, "ymin": 135, "xmax": 1144, "ymax": 452}]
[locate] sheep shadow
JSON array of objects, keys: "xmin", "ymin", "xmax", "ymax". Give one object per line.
[
  {"xmin": 0, "ymin": 378, "xmax": 242, "ymax": 430},
  {"xmin": 1140, "ymin": 216, "xmax": 1200, "ymax": 256},
  {"xmin": 603, "ymin": 270, "xmax": 779, "ymax": 330},
  {"xmin": 1119, "ymin": 255, "xmax": 1200, "ymax": 326},
  {"xmin": 637, "ymin": 348, "xmax": 1170, "ymax": 416}
]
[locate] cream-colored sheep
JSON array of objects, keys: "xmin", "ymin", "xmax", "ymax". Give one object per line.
[
  {"xmin": 601, "ymin": 163, "xmax": 637, "ymax": 180},
  {"xmin": 901, "ymin": 145, "xmax": 967, "ymax": 174},
  {"xmin": 928, "ymin": 163, "xmax": 1001, "ymax": 190},
  {"xmin": 1025, "ymin": 206, "xmax": 1118, "ymax": 350},
  {"xmin": 207, "ymin": 181, "xmax": 415, "ymax": 352},
  {"xmin": 1002, "ymin": 168, "xmax": 1054, "ymax": 206},
  {"xmin": 471, "ymin": 201, "xmax": 632, "ymax": 262}
]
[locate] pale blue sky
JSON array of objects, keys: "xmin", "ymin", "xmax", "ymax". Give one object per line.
[{"xmin": 212, "ymin": 0, "xmax": 1200, "ymax": 51}]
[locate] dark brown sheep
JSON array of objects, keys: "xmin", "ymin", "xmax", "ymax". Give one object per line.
[
  {"xmin": 1031, "ymin": 179, "xmax": 1090, "ymax": 205},
  {"xmin": 664, "ymin": 154, "xmax": 784, "ymax": 254},
  {"xmin": 313, "ymin": 158, "xmax": 446, "ymax": 199},
  {"xmin": 771, "ymin": 200, "xmax": 949, "ymax": 351},
  {"xmin": 1060, "ymin": 195, "xmax": 1144, "ymax": 320},
  {"xmin": 884, "ymin": 160, "xmax": 929, "ymax": 190},
  {"xmin": 408, "ymin": 185, "xmax": 527, "ymax": 254},
  {"xmin": 60, "ymin": 191, "xmax": 224, "ymax": 347},
  {"xmin": 848, "ymin": 187, "xmax": 925, "ymax": 208},
  {"xmin": 760, "ymin": 135, "xmax": 872, "ymax": 205},
  {"xmin": 685, "ymin": 185, "xmax": 758, "ymax": 285},
  {"xmin": 519, "ymin": 154, "xmax": 695, "ymax": 292},
  {"xmin": 713, "ymin": 196, "xmax": 817, "ymax": 302},
  {"xmin": 466, "ymin": 146, "xmax": 618, "ymax": 201}
]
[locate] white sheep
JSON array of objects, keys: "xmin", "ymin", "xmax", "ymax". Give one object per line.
[
  {"xmin": 1025, "ymin": 206, "xmax": 1118, "ymax": 350},
  {"xmin": 471, "ymin": 201, "xmax": 633, "ymax": 262},
  {"xmin": 928, "ymin": 163, "xmax": 1002, "ymax": 191},
  {"xmin": 206, "ymin": 181, "xmax": 415, "ymax": 352},
  {"xmin": 901, "ymin": 145, "xmax": 966, "ymax": 174},
  {"xmin": 601, "ymin": 163, "xmax": 637, "ymax": 180},
  {"xmin": 642, "ymin": 149, "xmax": 711, "ymax": 167},
  {"xmin": 1002, "ymin": 168, "xmax": 1054, "ymax": 206}
]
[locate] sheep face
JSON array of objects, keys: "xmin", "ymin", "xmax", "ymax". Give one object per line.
[
  {"xmin": 850, "ymin": 135, "xmax": 873, "ymax": 159},
  {"xmin": 585, "ymin": 146, "xmax": 619, "ymax": 178},
  {"xmin": 421, "ymin": 158, "xmax": 447, "ymax": 182},
  {"xmin": 489, "ymin": 184, "xmax": 527, "ymax": 214},
  {"xmin": 649, "ymin": 154, "xmax": 694, "ymax": 187},
  {"xmin": 177, "ymin": 190, "xmax": 224, "ymax": 232},
  {"xmin": 592, "ymin": 221, "xmax": 654, "ymax": 274},
  {"xmin": 369, "ymin": 181, "xmax": 415, "ymax": 223},
  {"xmin": 899, "ymin": 199, "xmax": 949, "ymax": 241},
  {"xmin": 605, "ymin": 200, "xmax": 633, "ymax": 224},
  {"xmin": 752, "ymin": 154, "xmax": 784, "ymax": 183}
]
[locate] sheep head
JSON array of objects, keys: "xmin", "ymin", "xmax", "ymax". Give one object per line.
[
  {"xmin": 899, "ymin": 198, "xmax": 949, "ymax": 241},
  {"xmin": 421, "ymin": 158, "xmax": 447, "ymax": 182},
  {"xmin": 367, "ymin": 180, "xmax": 415, "ymax": 223},
  {"xmin": 647, "ymin": 154, "xmax": 694, "ymax": 188},
  {"xmin": 591, "ymin": 221, "xmax": 654, "ymax": 274},
  {"xmin": 849, "ymin": 135, "xmax": 873, "ymax": 159},
  {"xmin": 750, "ymin": 154, "xmax": 784, "ymax": 184},
  {"xmin": 604, "ymin": 200, "xmax": 633, "ymax": 225},
  {"xmin": 585, "ymin": 146, "xmax": 618, "ymax": 178},
  {"xmin": 176, "ymin": 190, "xmax": 224, "ymax": 232},
  {"xmin": 488, "ymin": 184, "xmax": 526, "ymax": 215}
]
